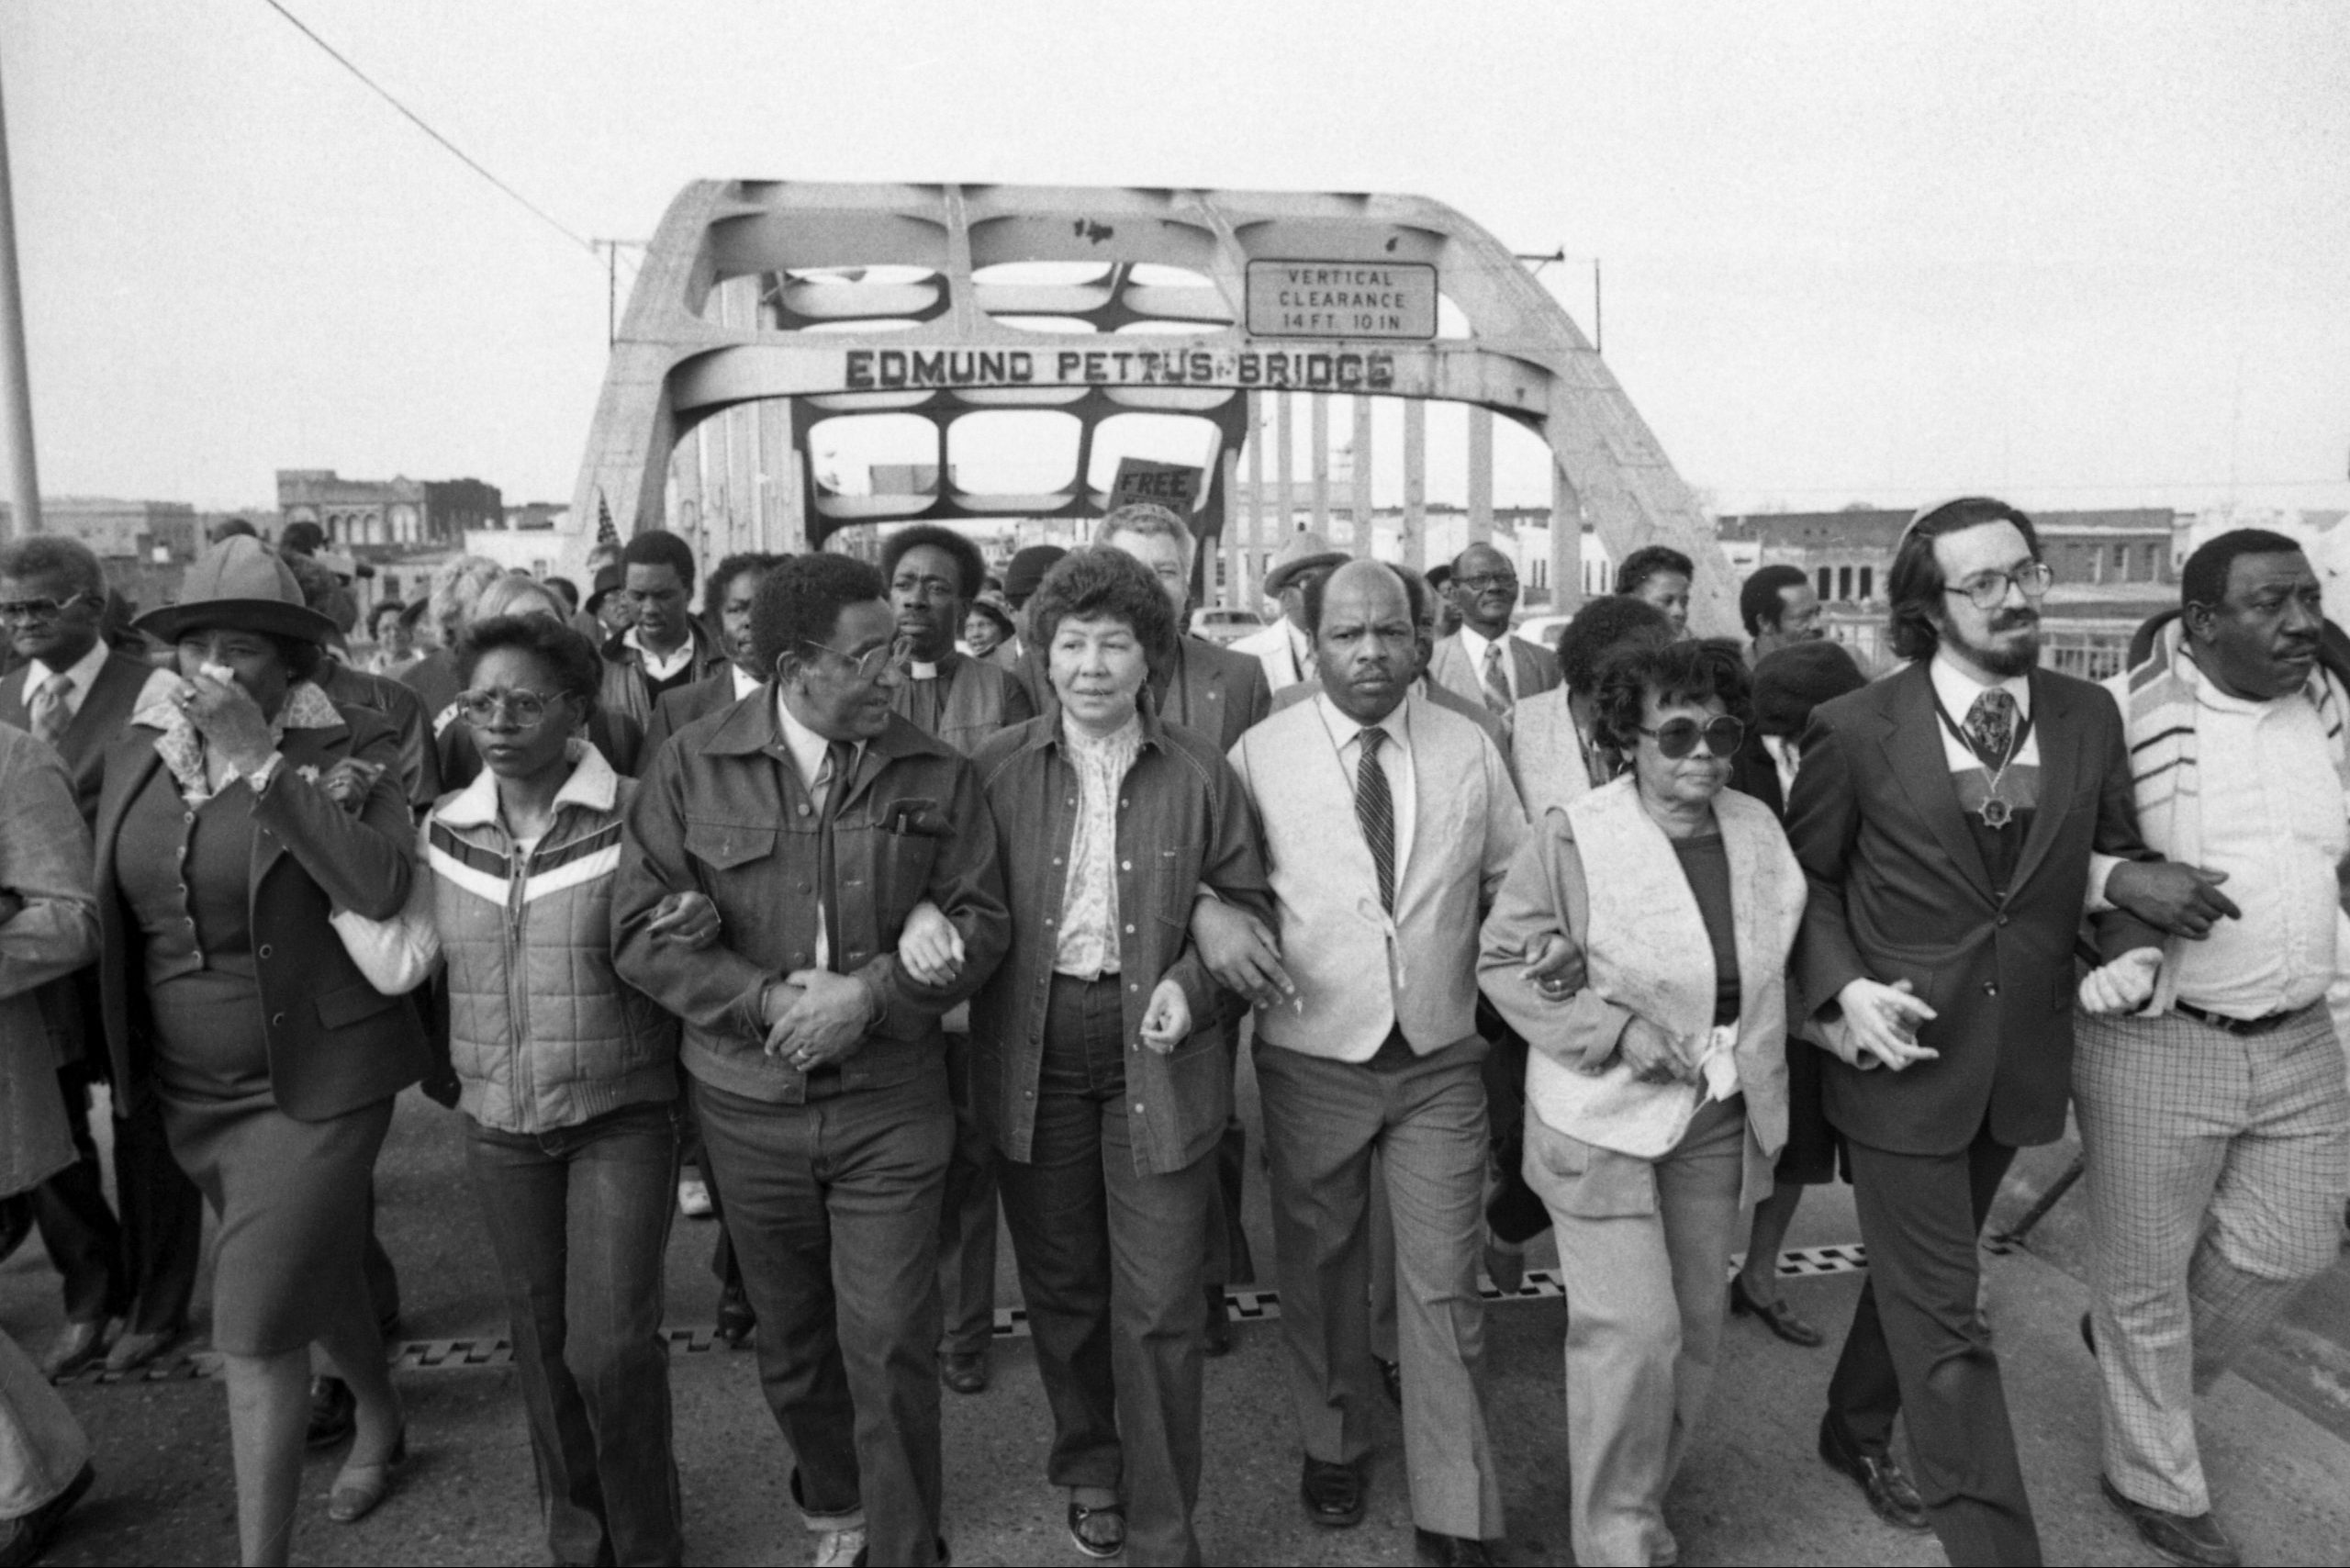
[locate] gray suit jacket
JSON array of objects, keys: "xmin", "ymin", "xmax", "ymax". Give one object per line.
[{"xmin": 1427, "ymin": 631, "xmax": 1562, "ymax": 712}]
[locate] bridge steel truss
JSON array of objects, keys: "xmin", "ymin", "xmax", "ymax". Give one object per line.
[{"xmin": 569, "ymin": 180, "xmax": 1732, "ymax": 633}]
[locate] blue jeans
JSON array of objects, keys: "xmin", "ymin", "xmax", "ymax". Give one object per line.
[{"xmin": 465, "ymin": 1099, "xmax": 683, "ymax": 1567}]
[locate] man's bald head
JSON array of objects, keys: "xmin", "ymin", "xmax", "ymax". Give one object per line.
[{"xmin": 1309, "ymin": 559, "xmax": 1416, "ymax": 724}]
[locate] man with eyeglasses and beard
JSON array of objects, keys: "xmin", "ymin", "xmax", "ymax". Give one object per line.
[
  {"xmin": 1784, "ymin": 497, "xmax": 2228, "ymax": 1564},
  {"xmin": 615, "ymin": 554, "xmax": 1008, "ymax": 1568},
  {"xmin": 0, "ymin": 535, "xmax": 201, "ymax": 1381}
]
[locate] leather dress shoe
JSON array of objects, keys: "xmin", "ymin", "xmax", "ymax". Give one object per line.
[
  {"xmin": 103, "ymin": 1322, "xmax": 186, "ymax": 1374},
  {"xmin": 2100, "ymin": 1475, "xmax": 2241, "ymax": 1567},
  {"xmin": 1202, "ymin": 1285, "xmax": 1232, "ymax": 1356},
  {"xmin": 1300, "ymin": 1456, "xmax": 1365, "ymax": 1528},
  {"xmin": 1730, "ymin": 1273, "xmax": 1824, "ymax": 1348},
  {"xmin": 38, "ymin": 1321, "xmax": 109, "ymax": 1382},
  {"xmin": 1377, "ymin": 1356, "xmax": 1402, "ymax": 1407},
  {"xmin": 1818, "ymin": 1412, "xmax": 1930, "ymax": 1531},
  {"xmin": 939, "ymin": 1349, "xmax": 989, "ymax": 1394},
  {"xmin": 0, "ymin": 1460, "xmax": 93, "ymax": 1567},
  {"xmin": 715, "ymin": 1284, "xmax": 756, "ymax": 1348},
  {"xmin": 1414, "ymin": 1528, "xmax": 1495, "ymax": 1565},
  {"xmin": 307, "ymin": 1375, "xmax": 358, "ymax": 1450}
]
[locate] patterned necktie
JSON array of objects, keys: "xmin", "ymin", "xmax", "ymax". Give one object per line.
[
  {"xmin": 1481, "ymin": 642, "xmax": 1512, "ymax": 716},
  {"xmin": 28, "ymin": 673, "xmax": 71, "ymax": 748},
  {"xmin": 1964, "ymin": 688, "xmax": 2017, "ymax": 769},
  {"xmin": 818, "ymin": 741, "xmax": 856, "ymax": 973},
  {"xmin": 1354, "ymin": 726, "xmax": 1396, "ymax": 915}
]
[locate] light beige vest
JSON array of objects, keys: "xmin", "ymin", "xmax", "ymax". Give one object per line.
[{"xmin": 1528, "ymin": 776, "xmax": 1806, "ymax": 1159}]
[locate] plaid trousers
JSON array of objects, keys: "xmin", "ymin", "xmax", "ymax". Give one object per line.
[{"xmin": 2074, "ymin": 1002, "xmax": 2350, "ymax": 1517}]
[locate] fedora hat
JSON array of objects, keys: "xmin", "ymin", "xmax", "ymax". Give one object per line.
[
  {"xmin": 1261, "ymin": 530, "xmax": 1350, "ymax": 599},
  {"xmin": 135, "ymin": 536, "xmax": 340, "ymax": 646}
]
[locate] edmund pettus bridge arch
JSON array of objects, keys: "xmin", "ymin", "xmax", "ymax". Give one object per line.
[{"xmin": 567, "ymin": 180, "xmax": 1732, "ymax": 633}]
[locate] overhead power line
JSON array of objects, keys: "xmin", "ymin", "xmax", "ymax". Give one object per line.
[{"xmin": 257, "ymin": 0, "xmax": 596, "ymax": 259}]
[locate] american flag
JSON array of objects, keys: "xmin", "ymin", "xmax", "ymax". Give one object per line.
[{"xmin": 594, "ymin": 488, "xmax": 619, "ymax": 548}]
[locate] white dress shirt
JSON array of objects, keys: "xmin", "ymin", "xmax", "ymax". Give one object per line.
[
  {"xmin": 625, "ymin": 626, "xmax": 697, "ymax": 684},
  {"xmin": 1456, "ymin": 624, "xmax": 1517, "ymax": 704},
  {"xmin": 774, "ymin": 694, "xmax": 865, "ymax": 972},
  {"xmin": 20, "ymin": 638, "xmax": 110, "ymax": 720},
  {"xmin": 2167, "ymin": 681, "xmax": 2350, "ymax": 1018},
  {"xmin": 1313, "ymin": 692, "xmax": 1416, "ymax": 885},
  {"xmin": 730, "ymin": 664, "xmax": 763, "ymax": 701}
]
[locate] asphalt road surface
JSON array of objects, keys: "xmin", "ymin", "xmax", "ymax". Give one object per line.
[{"xmin": 6, "ymin": 1060, "xmax": 2347, "ymax": 1566}]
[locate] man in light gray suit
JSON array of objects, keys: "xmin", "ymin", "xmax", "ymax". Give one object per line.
[
  {"xmin": 1426, "ymin": 543, "xmax": 1562, "ymax": 723},
  {"xmin": 1203, "ymin": 560, "xmax": 1526, "ymax": 1567}
]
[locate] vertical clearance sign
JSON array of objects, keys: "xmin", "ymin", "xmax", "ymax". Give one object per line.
[{"xmin": 1245, "ymin": 260, "xmax": 1438, "ymax": 340}]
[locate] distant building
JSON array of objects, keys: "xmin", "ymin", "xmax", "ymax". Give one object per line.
[
  {"xmin": 501, "ymin": 501, "xmax": 569, "ymax": 532},
  {"xmin": 277, "ymin": 469, "xmax": 503, "ymax": 552},
  {"xmin": 0, "ymin": 496, "xmax": 199, "ymax": 561}
]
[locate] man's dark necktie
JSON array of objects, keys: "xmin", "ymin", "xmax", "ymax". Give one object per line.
[
  {"xmin": 28, "ymin": 673, "xmax": 71, "ymax": 748},
  {"xmin": 818, "ymin": 740, "xmax": 856, "ymax": 972},
  {"xmin": 1354, "ymin": 725, "xmax": 1395, "ymax": 915}
]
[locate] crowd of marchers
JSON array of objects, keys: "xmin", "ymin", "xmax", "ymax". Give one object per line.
[{"xmin": 0, "ymin": 494, "xmax": 2343, "ymax": 1568}]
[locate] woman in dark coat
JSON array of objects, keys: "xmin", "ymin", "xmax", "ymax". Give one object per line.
[{"xmin": 95, "ymin": 538, "xmax": 430, "ymax": 1564}]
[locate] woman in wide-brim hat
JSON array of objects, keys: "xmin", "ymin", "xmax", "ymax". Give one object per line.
[{"xmin": 95, "ymin": 536, "xmax": 431, "ymax": 1563}]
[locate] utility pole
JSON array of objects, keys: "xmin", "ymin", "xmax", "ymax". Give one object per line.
[
  {"xmin": 593, "ymin": 241, "xmax": 645, "ymax": 348},
  {"xmin": 0, "ymin": 57, "xmax": 39, "ymax": 539}
]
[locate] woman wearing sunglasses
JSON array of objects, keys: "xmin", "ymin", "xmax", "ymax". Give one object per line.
[
  {"xmin": 331, "ymin": 614, "xmax": 691, "ymax": 1565},
  {"xmin": 1478, "ymin": 636, "xmax": 1808, "ymax": 1566}
]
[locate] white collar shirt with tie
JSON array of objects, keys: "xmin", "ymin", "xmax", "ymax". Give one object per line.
[
  {"xmin": 22, "ymin": 637, "xmax": 109, "ymax": 721},
  {"xmin": 1313, "ymin": 692, "xmax": 1416, "ymax": 891},
  {"xmin": 773, "ymin": 693, "xmax": 864, "ymax": 972},
  {"xmin": 1455, "ymin": 624, "xmax": 1516, "ymax": 705},
  {"xmin": 1929, "ymin": 651, "xmax": 2037, "ymax": 772}
]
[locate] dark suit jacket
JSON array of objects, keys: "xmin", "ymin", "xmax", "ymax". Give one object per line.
[
  {"xmin": 93, "ymin": 710, "xmax": 431, "ymax": 1121},
  {"xmin": 1726, "ymin": 728, "xmax": 1785, "ymax": 819},
  {"xmin": 1784, "ymin": 661, "xmax": 2157, "ymax": 1155},
  {"xmin": 643, "ymin": 669, "xmax": 747, "ymax": 757},
  {"xmin": 0, "ymin": 646, "xmax": 162, "ymax": 825},
  {"xmin": 319, "ymin": 656, "xmax": 440, "ymax": 810}
]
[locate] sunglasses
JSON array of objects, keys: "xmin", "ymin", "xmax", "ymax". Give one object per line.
[
  {"xmin": 455, "ymin": 687, "xmax": 563, "ymax": 727},
  {"xmin": 1636, "ymin": 714, "xmax": 1746, "ymax": 759}
]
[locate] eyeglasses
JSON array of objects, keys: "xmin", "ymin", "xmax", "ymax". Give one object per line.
[
  {"xmin": 0, "ymin": 593, "xmax": 95, "ymax": 623},
  {"xmin": 456, "ymin": 688, "xmax": 562, "ymax": 727},
  {"xmin": 800, "ymin": 633, "xmax": 915, "ymax": 680},
  {"xmin": 1636, "ymin": 714, "xmax": 1746, "ymax": 759},
  {"xmin": 1944, "ymin": 561, "xmax": 2054, "ymax": 611},
  {"xmin": 1454, "ymin": 573, "xmax": 1518, "ymax": 594}
]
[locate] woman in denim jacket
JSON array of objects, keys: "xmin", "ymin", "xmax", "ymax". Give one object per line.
[
  {"xmin": 906, "ymin": 548, "xmax": 1271, "ymax": 1564},
  {"xmin": 345, "ymin": 614, "xmax": 699, "ymax": 1566}
]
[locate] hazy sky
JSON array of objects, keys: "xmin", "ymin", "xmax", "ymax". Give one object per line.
[{"xmin": 7, "ymin": 0, "xmax": 2347, "ymax": 517}]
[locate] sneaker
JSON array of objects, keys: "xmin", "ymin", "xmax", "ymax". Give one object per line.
[
  {"xmin": 812, "ymin": 1526, "xmax": 866, "ymax": 1568},
  {"xmin": 677, "ymin": 1176, "xmax": 714, "ymax": 1219}
]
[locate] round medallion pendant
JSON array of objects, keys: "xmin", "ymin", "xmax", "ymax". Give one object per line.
[{"xmin": 1979, "ymin": 796, "xmax": 2013, "ymax": 829}]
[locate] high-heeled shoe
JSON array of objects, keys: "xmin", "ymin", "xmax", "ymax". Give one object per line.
[{"xmin": 327, "ymin": 1428, "xmax": 407, "ymax": 1524}]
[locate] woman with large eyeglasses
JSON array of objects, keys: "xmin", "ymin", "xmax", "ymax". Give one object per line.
[
  {"xmin": 1477, "ymin": 637, "xmax": 1808, "ymax": 1565},
  {"xmin": 329, "ymin": 613, "xmax": 691, "ymax": 1566}
]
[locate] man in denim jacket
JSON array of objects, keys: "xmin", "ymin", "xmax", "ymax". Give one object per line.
[{"xmin": 616, "ymin": 554, "xmax": 1008, "ymax": 1568}]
